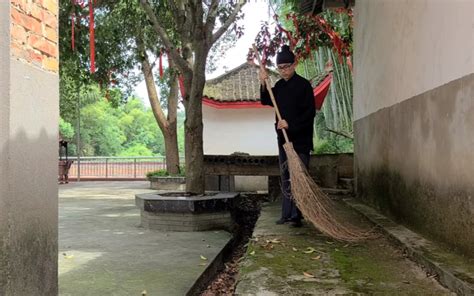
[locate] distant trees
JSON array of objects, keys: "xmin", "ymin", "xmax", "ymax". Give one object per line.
[
  {"xmin": 58, "ymin": 0, "xmax": 182, "ymax": 171},
  {"xmin": 59, "ymin": 90, "xmax": 185, "ymax": 158}
]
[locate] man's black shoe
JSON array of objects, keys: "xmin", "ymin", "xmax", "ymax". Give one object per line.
[
  {"xmin": 275, "ymin": 218, "xmax": 289, "ymax": 225},
  {"xmin": 289, "ymin": 220, "xmax": 303, "ymax": 228}
]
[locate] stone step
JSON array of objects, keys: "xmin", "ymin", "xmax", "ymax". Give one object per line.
[
  {"xmin": 321, "ymin": 187, "xmax": 351, "ymax": 196},
  {"xmin": 339, "ymin": 177, "xmax": 354, "ymax": 191}
]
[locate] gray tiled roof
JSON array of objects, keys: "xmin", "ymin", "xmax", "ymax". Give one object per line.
[{"xmin": 203, "ymin": 63, "xmax": 280, "ymax": 102}]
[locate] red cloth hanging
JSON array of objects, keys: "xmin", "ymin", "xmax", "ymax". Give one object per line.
[
  {"xmin": 277, "ymin": 24, "xmax": 294, "ymax": 48},
  {"xmin": 313, "ymin": 74, "xmax": 332, "ymax": 110},
  {"xmin": 178, "ymin": 75, "xmax": 185, "ymax": 98},
  {"xmin": 159, "ymin": 50, "xmax": 163, "ymax": 78}
]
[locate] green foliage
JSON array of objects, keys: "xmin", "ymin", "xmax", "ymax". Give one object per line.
[
  {"xmin": 118, "ymin": 98, "xmax": 165, "ymax": 156},
  {"xmin": 59, "ymin": 117, "xmax": 74, "ymax": 140},
  {"xmin": 118, "ymin": 144, "xmax": 154, "ymax": 157},
  {"xmin": 314, "ymin": 136, "xmax": 353, "ymax": 154},
  {"xmin": 79, "ymin": 100, "xmax": 126, "ymax": 156},
  {"xmin": 61, "ymin": 90, "xmax": 185, "ymax": 157},
  {"xmin": 146, "ymin": 166, "xmax": 186, "ymax": 178},
  {"xmin": 146, "ymin": 169, "xmax": 169, "ymax": 177}
]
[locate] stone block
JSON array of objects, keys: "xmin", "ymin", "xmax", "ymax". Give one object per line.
[{"xmin": 136, "ymin": 192, "xmax": 238, "ymax": 232}]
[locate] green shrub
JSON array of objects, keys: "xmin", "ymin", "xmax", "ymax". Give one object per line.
[
  {"xmin": 146, "ymin": 166, "xmax": 186, "ymax": 178},
  {"xmin": 314, "ymin": 136, "xmax": 353, "ymax": 154}
]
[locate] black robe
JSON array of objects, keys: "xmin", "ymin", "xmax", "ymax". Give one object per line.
[{"xmin": 260, "ymin": 73, "xmax": 316, "ymax": 154}]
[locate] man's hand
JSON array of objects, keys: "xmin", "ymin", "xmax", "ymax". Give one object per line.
[
  {"xmin": 277, "ymin": 120, "xmax": 289, "ymax": 130},
  {"xmin": 259, "ymin": 69, "xmax": 269, "ymax": 86}
]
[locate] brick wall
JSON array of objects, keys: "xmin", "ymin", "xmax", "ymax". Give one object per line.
[{"xmin": 10, "ymin": 0, "xmax": 58, "ymax": 72}]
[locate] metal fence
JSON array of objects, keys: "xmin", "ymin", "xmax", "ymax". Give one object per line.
[{"xmin": 65, "ymin": 156, "xmax": 184, "ymax": 180}]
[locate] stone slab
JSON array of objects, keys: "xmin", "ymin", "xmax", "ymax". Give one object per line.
[
  {"xmin": 136, "ymin": 192, "xmax": 238, "ymax": 213},
  {"xmin": 59, "ymin": 181, "xmax": 232, "ymax": 296}
]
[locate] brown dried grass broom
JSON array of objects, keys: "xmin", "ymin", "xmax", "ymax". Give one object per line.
[{"xmin": 253, "ymin": 45, "xmax": 374, "ymax": 242}]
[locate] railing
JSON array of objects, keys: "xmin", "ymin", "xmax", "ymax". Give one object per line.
[{"xmin": 65, "ymin": 156, "xmax": 184, "ymax": 180}]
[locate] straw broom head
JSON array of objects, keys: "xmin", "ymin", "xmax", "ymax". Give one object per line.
[{"xmin": 283, "ymin": 143, "xmax": 374, "ymax": 241}]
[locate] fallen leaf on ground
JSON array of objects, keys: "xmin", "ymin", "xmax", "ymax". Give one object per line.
[
  {"xmin": 311, "ymin": 255, "xmax": 321, "ymax": 260},
  {"xmin": 343, "ymin": 244, "xmax": 350, "ymax": 248},
  {"xmin": 303, "ymin": 272, "xmax": 315, "ymax": 278},
  {"xmin": 303, "ymin": 247, "xmax": 316, "ymax": 254},
  {"xmin": 270, "ymin": 239, "xmax": 281, "ymax": 244},
  {"xmin": 260, "ymin": 243, "xmax": 272, "ymax": 250},
  {"xmin": 200, "ymin": 255, "xmax": 208, "ymax": 260},
  {"xmin": 249, "ymin": 250, "xmax": 256, "ymax": 256},
  {"xmin": 292, "ymin": 247, "xmax": 298, "ymax": 252},
  {"xmin": 326, "ymin": 241, "xmax": 334, "ymax": 245}
]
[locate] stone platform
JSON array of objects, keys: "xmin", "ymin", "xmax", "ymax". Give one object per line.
[{"xmin": 136, "ymin": 192, "xmax": 239, "ymax": 231}]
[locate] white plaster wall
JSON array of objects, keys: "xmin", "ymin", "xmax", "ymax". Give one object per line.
[
  {"xmin": 203, "ymin": 105, "xmax": 278, "ymax": 155},
  {"xmin": 354, "ymin": 0, "xmax": 474, "ymax": 120}
]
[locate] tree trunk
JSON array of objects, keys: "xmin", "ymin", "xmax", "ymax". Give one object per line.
[
  {"xmin": 164, "ymin": 127, "xmax": 180, "ymax": 174},
  {"xmin": 140, "ymin": 46, "xmax": 180, "ymax": 175},
  {"xmin": 165, "ymin": 72, "xmax": 180, "ymax": 175},
  {"xmin": 184, "ymin": 46, "xmax": 207, "ymax": 195}
]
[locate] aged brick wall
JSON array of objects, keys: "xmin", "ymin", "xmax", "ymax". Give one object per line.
[{"xmin": 10, "ymin": 0, "xmax": 58, "ymax": 72}]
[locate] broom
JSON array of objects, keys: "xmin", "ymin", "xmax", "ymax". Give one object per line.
[{"xmin": 253, "ymin": 45, "xmax": 373, "ymax": 242}]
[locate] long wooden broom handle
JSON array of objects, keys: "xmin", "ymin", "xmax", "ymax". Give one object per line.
[{"xmin": 252, "ymin": 44, "xmax": 290, "ymax": 143}]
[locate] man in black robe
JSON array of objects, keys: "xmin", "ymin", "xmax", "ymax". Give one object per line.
[{"xmin": 259, "ymin": 45, "xmax": 316, "ymax": 227}]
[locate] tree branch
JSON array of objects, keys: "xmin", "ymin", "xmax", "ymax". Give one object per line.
[
  {"xmin": 325, "ymin": 128, "xmax": 353, "ymax": 139},
  {"xmin": 211, "ymin": 2, "xmax": 244, "ymax": 44},
  {"xmin": 140, "ymin": 0, "xmax": 192, "ymax": 74},
  {"xmin": 136, "ymin": 35, "xmax": 169, "ymax": 131},
  {"xmin": 166, "ymin": 0, "xmax": 181, "ymax": 27},
  {"xmin": 167, "ymin": 71, "xmax": 178, "ymax": 125},
  {"xmin": 205, "ymin": 0, "xmax": 219, "ymax": 33}
]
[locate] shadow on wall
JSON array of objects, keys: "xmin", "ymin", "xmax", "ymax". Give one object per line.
[{"xmin": 0, "ymin": 129, "xmax": 58, "ymax": 295}]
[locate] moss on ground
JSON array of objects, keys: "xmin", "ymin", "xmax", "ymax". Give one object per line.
[{"xmin": 236, "ymin": 202, "xmax": 454, "ymax": 295}]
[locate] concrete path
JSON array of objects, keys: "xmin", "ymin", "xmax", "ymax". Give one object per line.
[
  {"xmin": 59, "ymin": 181, "xmax": 231, "ymax": 296},
  {"xmin": 236, "ymin": 202, "xmax": 454, "ymax": 295}
]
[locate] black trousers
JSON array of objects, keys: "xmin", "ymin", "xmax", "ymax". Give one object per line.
[{"xmin": 278, "ymin": 144, "xmax": 310, "ymax": 221}]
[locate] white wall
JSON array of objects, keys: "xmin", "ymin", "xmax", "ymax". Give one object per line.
[
  {"xmin": 354, "ymin": 0, "xmax": 474, "ymax": 121},
  {"xmin": 203, "ymin": 105, "xmax": 278, "ymax": 155}
]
